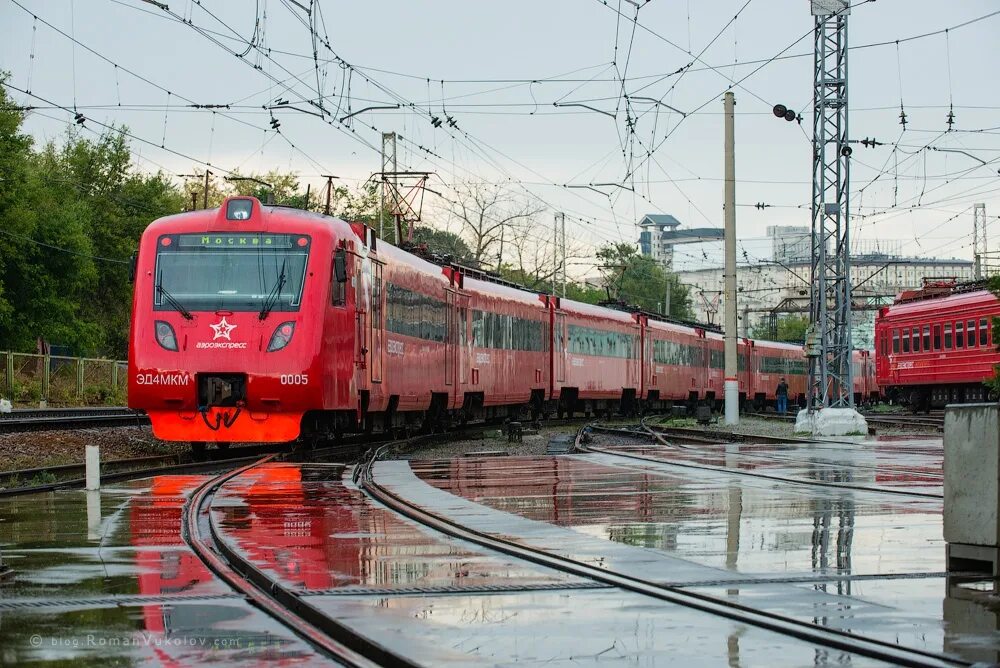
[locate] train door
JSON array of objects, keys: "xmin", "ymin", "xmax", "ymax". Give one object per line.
[
  {"xmin": 697, "ymin": 332, "xmax": 709, "ymax": 398},
  {"xmin": 739, "ymin": 339, "xmax": 753, "ymax": 398},
  {"xmin": 458, "ymin": 295, "xmax": 469, "ymax": 385},
  {"xmin": 445, "ymin": 290, "xmax": 456, "ymax": 387},
  {"xmin": 354, "ymin": 257, "xmax": 369, "ymax": 395},
  {"xmin": 644, "ymin": 326, "xmax": 653, "ymax": 395},
  {"xmin": 555, "ymin": 312, "xmax": 566, "ymax": 383},
  {"xmin": 370, "ymin": 262, "xmax": 383, "ymax": 384},
  {"xmin": 629, "ymin": 322, "xmax": 642, "ymax": 389}
]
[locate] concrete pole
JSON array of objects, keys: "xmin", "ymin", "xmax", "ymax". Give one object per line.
[
  {"xmin": 723, "ymin": 92, "xmax": 739, "ymax": 425},
  {"xmin": 85, "ymin": 445, "xmax": 100, "ymax": 491},
  {"xmin": 664, "ymin": 275, "xmax": 672, "ymax": 316}
]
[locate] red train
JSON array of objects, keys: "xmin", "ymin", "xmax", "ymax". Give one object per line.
[
  {"xmin": 875, "ymin": 282, "xmax": 999, "ymax": 410},
  {"xmin": 128, "ymin": 196, "xmax": 875, "ymax": 449}
]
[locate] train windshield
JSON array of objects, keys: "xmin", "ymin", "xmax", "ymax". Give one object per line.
[{"xmin": 153, "ymin": 233, "xmax": 310, "ymax": 313}]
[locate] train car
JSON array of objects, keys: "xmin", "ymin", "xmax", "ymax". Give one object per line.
[
  {"xmin": 748, "ymin": 339, "xmax": 809, "ymax": 410},
  {"xmin": 551, "ymin": 298, "xmax": 642, "ymax": 417},
  {"xmin": 460, "ymin": 275, "xmax": 550, "ymax": 420},
  {"xmin": 642, "ymin": 317, "xmax": 718, "ymax": 410},
  {"xmin": 129, "ymin": 196, "xmax": 880, "ymax": 448},
  {"xmin": 875, "ymin": 287, "xmax": 998, "ymax": 409},
  {"xmin": 853, "ymin": 349, "xmax": 879, "ymax": 405},
  {"xmin": 128, "ymin": 197, "xmax": 368, "ymax": 450}
]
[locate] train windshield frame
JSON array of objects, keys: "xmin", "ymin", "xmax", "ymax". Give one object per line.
[{"xmin": 153, "ymin": 233, "xmax": 310, "ymax": 313}]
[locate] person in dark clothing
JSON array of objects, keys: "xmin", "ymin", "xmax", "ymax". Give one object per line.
[{"xmin": 776, "ymin": 377, "xmax": 789, "ymax": 415}]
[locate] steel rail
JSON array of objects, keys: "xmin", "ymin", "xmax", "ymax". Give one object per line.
[
  {"xmin": 619, "ymin": 419, "xmax": 944, "ymax": 481},
  {"xmin": 584, "ymin": 423, "xmax": 942, "ymax": 500},
  {"xmin": 0, "ymin": 410, "xmax": 150, "ymax": 433},
  {"xmin": 186, "ymin": 456, "xmax": 419, "ymax": 667},
  {"xmin": 0, "ymin": 441, "xmax": 360, "ymax": 498},
  {"xmin": 357, "ymin": 450, "xmax": 964, "ymax": 668}
]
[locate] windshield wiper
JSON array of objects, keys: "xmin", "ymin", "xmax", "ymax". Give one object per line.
[
  {"xmin": 155, "ymin": 273, "xmax": 194, "ymax": 320},
  {"xmin": 258, "ymin": 259, "xmax": 287, "ymax": 321}
]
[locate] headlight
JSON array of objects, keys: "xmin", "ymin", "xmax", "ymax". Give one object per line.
[
  {"xmin": 267, "ymin": 321, "xmax": 295, "ymax": 352},
  {"xmin": 155, "ymin": 320, "xmax": 178, "ymax": 351}
]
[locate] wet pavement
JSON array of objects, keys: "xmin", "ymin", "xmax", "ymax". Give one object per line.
[
  {"xmin": 0, "ymin": 475, "xmax": 329, "ymax": 666},
  {"xmin": 3, "ymin": 432, "xmax": 999, "ymax": 665}
]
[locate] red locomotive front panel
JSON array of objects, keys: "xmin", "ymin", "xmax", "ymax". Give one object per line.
[{"xmin": 128, "ymin": 197, "xmax": 347, "ymax": 443}]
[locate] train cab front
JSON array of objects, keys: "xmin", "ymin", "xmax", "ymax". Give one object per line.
[{"xmin": 129, "ymin": 197, "xmax": 323, "ymax": 444}]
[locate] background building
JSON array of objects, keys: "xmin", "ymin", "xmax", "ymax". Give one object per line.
[{"xmin": 677, "ymin": 252, "xmax": 973, "ymax": 347}]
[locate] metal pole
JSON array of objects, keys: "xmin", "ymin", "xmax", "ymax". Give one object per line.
[
  {"xmin": 190, "ymin": 191, "xmax": 198, "ymax": 212},
  {"xmin": 498, "ymin": 224, "xmax": 505, "ymax": 271},
  {"xmin": 560, "ymin": 212, "xmax": 567, "ymax": 298},
  {"xmin": 325, "ymin": 176, "xmax": 333, "ymax": 216},
  {"xmin": 304, "ymin": 183, "xmax": 311, "ymax": 211},
  {"xmin": 809, "ymin": 0, "xmax": 853, "ymax": 411},
  {"xmin": 203, "ymin": 170, "xmax": 211, "ymax": 209},
  {"xmin": 974, "ymin": 203, "xmax": 987, "ymax": 279},
  {"xmin": 723, "ymin": 92, "xmax": 739, "ymax": 426},
  {"xmin": 553, "ymin": 212, "xmax": 558, "ymax": 295}
]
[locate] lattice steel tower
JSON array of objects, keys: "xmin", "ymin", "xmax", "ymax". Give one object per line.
[
  {"xmin": 974, "ymin": 203, "xmax": 987, "ymax": 279},
  {"xmin": 808, "ymin": 0, "xmax": 854, "ymax": 410}
]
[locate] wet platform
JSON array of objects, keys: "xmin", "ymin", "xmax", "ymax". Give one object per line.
[
  {"xmin": 2, "ymin": 433, "xmax": 997, "ymax": 665},
  {"xmin": 0, "ymin": 476, "xmax": 329, "ymax": 665}
]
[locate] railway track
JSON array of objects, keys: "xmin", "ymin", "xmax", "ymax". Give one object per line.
[
  {"xmin": 185, "ymin": 456, "xmax": 410, "ymax": 667},
  {"xmin": 585, "ymin": 422, "xmax": 942, "ymax": 499},
  {"xmin": 357, "ymin": 439, "xmax": 961, "ymax": 668},
  {"xmin": 0, "ymin": 406, "xmax": 149, "ymax": 433},
  {"xmin": 0, "ymin": 416, "xmax": 577, "ymax": 497},
  {"xmin": 0, "ymin": 439, "xmax": 363, "ymax": 498}
]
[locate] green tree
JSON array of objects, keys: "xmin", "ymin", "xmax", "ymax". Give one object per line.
[
  {"xmin": 0, "ymin": 73, "xmax": 32, "ymax": 335},
  {"xmin": 411, "ymin": 226, "xmax": 475, "ymax": 263},
  {"xmin": 750, "ymin": 314, "xmax": 810, "ymax": 343},
  {"xmin": 596, "ymin": 243, "xmax": 692, "ymax": 319},
  {"xmin": 0, "ymin": 76, "xmax": 184, "ymax": 357}
]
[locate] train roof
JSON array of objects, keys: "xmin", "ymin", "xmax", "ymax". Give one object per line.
[
  {"xmin": 881, "ymin": 288, "xmax": 997, "ymax": 319},
  {"xmin": 559, "ymin": 297, "xmax": 638, "ymax": 323},
  {"xmin": 142, "ymin": 199, "xmax": 355, "ymax": 239}
]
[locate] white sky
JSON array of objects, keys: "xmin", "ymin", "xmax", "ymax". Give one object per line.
[{"xmin": 1, "ymin": 0, "xmax": 998, "ymax": 273}]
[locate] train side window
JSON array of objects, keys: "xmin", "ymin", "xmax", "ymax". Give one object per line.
[
  {"xmin": 902, "ymin": 328, "xmax": 910, "ymax": 353},
  {"xmin": 982, "ymin": 318, "xmax": 990, "ymax": 347},
  {"xmin": 892, "ymin": 329, "xmax": 899, "ymax": 353},
  {"xmin": 911, "ymin": 329, "xmax": 920, "ymax": 353},
  {"xmin": 923, "ymin": 326, "xmax": 930, "ymax": 351},
  {"xmin": 956, "ymin": 321, "xmax": 965, "ymax": 349},
  {"xmin": 934, "ymin": 324, "xmax": 941, "ymax": 350},
  {"xmin": 944, "ymin": 323, "xmax": 953, "ymax": 349},
  {"xmin": 968, "ymin": 320, "xmax": 976, "ymax": 348}
]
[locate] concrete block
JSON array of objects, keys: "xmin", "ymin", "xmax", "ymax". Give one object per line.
[
  {"xmin": 944, "ymin": 403, "xmax": 1000, "ymax": 548},
  {"xmin": 0, "ymin": 398, "xmax": 10, "ymax": 413},
  {"xmin": 794, "ymin": 407, "xmax": 868, "ymax": 436}
]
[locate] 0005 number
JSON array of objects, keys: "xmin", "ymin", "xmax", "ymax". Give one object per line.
[{"xmin": 279, "ymin": 374, "xmax": 309, "ymax": 385}]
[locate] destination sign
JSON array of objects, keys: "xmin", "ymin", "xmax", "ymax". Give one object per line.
[{"xmin": 170, "ymin": 234, "xmax": 305, "ymax": 249}]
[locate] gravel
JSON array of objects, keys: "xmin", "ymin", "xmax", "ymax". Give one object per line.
[{"xmin": 0, "ymin": 426, "xmax": 185, "ymax": 472}]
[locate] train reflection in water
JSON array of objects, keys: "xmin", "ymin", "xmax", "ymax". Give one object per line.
[{"xmin": 130, "ymin": 474, "xmax": 312, "ymax": 663}]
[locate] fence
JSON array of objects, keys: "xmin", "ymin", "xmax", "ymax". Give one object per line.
[{"xmin": 1, "ymin": 352, "xmax": 128, "ymax": 407}]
